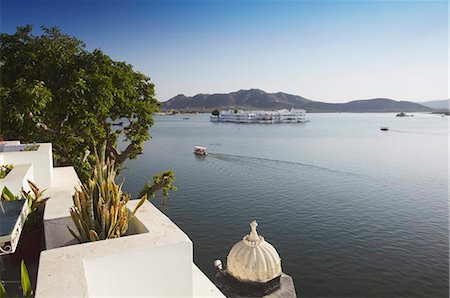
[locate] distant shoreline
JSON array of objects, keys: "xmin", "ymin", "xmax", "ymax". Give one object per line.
[{"xmin": 158, "ymin": 109, "xmax": 447, "ymax": 114}]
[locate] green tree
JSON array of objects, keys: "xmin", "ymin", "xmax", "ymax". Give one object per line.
[{"xmin": 0, "ymin": 26, "xmax": 174, "ymax": 192}]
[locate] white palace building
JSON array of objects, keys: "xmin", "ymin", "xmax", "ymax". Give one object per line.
[{"xmin": 210, "ymin": 109, "xmax": 307, "ymax": 124}]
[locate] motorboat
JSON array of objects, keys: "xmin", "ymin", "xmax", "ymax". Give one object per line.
[
  {"xmin": 194, "ymin": 146, "xmax": 207, "ymax": 155},
  {"xmin": 380, "ymin": 127, "xmax": 389, "ymax": 131}
]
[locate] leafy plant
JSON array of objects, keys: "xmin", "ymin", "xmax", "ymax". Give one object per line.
[
  {"xmin": 23, "ymin": 143, "xmax": 39, "ymax": 151},
  {"xmin": 21, "ymin": 180, "xmax": 49, "ymax": 231},
  {"xmin": 21, "ymin": 260, "xmax": 33, "ymax": 297},
  {"xmin": 0, "ymin": 260, "xmax": 33, "ymax": 297},
  {"xmin": 1, "ymin": 180, "xmax": 49, "ymax": 231},
  {"xmin": 68, "ymin": 143, "xmax": 175, "ymax": 243},
  {"xmin": 1, "ymin": 25, "xmax": 161, "ymax": 181},
  {"xmin": 0, "ymin": 186, "xmax": 15, "ymax": 201},
  {"xmin": 0, "ymin": 164, "xmax": 13, "ymax": 179}
]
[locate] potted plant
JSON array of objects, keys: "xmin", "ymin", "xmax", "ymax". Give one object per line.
[
  {"xmin": 69, "ymin": 143, "xmax": 176, "ymax": 242},
  {"xmin": 1, "ymin": 180, "xmax": 49, "ymax": 263}
]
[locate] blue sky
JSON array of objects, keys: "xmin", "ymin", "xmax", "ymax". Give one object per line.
[{"xmin": 1, "ymin": 0, "xmax": 448, "ymax": 102}]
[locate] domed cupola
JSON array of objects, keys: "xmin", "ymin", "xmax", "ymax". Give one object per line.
[
  {"xmin": 227, "ymin": 220, "xmax": 282, "ymax": 283},
  {"xmin": 213, "ymin": 220, "xmax": 296, "ymax": 297}
]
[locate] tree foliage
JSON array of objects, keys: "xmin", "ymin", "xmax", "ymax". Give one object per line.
[{"xmin": 0, "ymin": 26, "xmax": 168, "ymax": 183}]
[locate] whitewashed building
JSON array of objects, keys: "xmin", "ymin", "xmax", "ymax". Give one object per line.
[{"xmin": 211, "ymin": 109, "xmax": 307, "ymax": 123}]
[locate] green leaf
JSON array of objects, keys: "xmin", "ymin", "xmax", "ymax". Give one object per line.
[
  {"xmin": 131, "ymin": 194, "xmax": 147, "ymax": 216},
  {"xmin": 20, "ymin": 260, "xmax": 33, "ymax": 297},
  {"xmin": 1, "ymin": 187, "xmax": 17, "ymax": 201},
  {"xmin": 0, "ymin": 282, "xmax": 7, "ymax": 298}
]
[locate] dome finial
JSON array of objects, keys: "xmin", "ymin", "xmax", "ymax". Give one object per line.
[
  {"xmin": 248, "ymin": 220, "xmax": 259, "ymax": 241},
  {"xmin": 226, "ymin": 219, "xmax": 283, "ymax": 284}
]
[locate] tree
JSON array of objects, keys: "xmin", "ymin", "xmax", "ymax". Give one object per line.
[{"xmin": 0, "ymin": 26, "xmax": 174, "ymax": 193}]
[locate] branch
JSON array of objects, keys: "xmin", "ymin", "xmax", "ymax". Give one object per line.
[
  {"xmin": 36, "ymin": 122, "xmax": 59, "ymax": 134},
  {"xmin": 138, "ymin": 171, "xmax": 176, "ymax": 200},
  {"xmin": 28, "ymin": 112, "xmax": 60, "ymax": 135},
  {"xmin": 107, "ymin": 142, "xmax": 136, "ymax": 166},
  {"xmin": 59, "ymin": 113, "xmax": 69, "ymax": 128}
]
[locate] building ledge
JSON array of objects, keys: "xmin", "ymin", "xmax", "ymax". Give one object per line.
[
  {"xmin": 0, "ymin": 163, "xmax": 33, "ymax": 195},
  {"xmin": 38, "ymin": 199, "xmax": 224, "ymax": 297}
]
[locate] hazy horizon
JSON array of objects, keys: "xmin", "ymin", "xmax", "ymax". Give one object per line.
[{"xmin": 2, "ymin": 0, "xmax": 448, "ymax": 103}]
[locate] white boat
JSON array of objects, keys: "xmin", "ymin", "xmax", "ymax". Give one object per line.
[{"xmin": 194, "ymin": 146, "xmax": 207, "ymax": 155}]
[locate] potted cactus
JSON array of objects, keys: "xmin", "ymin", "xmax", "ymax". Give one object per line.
[{"xmin": 68, "ymin": 143, "xmax": 175, "ymax": 242}]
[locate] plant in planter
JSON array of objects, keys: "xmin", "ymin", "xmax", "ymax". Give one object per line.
[
  {"xmin": 69, "ymin": 144, "xmax": 176, "ymax": 242},
  {"xmin": 0, "ymin": 164, "xmax": 13, "ymax": 179},
  {"xmin": 1, "ymin": 180, "xmax": 49, "ymax": 262},
  {"xmin": 1, "ymin": 180, "xmax": 49, "ymax": 232},
  {"xmin": 23, "ymin": 143, "xmax": 39, "ymax": 151}
]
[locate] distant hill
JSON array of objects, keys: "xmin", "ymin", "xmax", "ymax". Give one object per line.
[
  {"xmin": 420, "ymin": 99, "xmax": 449, "ymax": 110},
  {"xmin": 161, "ymin": 89, "xmax": 433, "ymax": 112}
]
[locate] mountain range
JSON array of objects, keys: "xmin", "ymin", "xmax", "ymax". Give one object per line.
[
  {"xmin": 161, "ymin": 89, "xmax": 434, "ymax": 112},
  {"xmin": 419, "ymin": 99, "xmax": 449, "ymax": 110}
]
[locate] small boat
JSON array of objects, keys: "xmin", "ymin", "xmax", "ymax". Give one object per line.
[
  {"xmin": 380, "ymin": 127, "xmax": 389, "ymax": 131},
  {"xmin": 112, "ymin": 121, "xmax": 124, "ymax": 126},
  {"xmin": 194, "ymin": 146, "xmax": 207, "ymax": 155},
  {"xmin": 396, "ymin": 112, "xmax": 413, "ymax": 117},
  {"xmin": 182, "ymin": 117, "xmax": 190, "ymax": 120}
]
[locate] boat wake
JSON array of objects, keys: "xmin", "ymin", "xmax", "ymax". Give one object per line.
[
  {"xmin": 208, "ymin": 153, "xmax": 367, "ymax": 178},
  {"xmin": 386, "ymin": 129, "xmax": 447, "ymax": 135}
]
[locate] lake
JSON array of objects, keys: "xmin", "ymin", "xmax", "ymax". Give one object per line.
[{"xmin": 121, "ymin": 113, "xmax": 448, "ymax": 297}]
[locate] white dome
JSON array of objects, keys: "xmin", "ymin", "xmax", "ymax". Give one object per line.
[{"xmin": 227, "ymin": 220, "xmax": 282, "ymax": 283}]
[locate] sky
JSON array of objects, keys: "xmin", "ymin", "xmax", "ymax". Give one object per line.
[{"xmin": 1, "ymin": 0, "xmax": 448, "ymax": 103}]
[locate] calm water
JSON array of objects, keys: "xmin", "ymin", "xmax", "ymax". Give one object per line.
[{"xmin": 121, "ymin": 113, "xmax": 448, "ymax": 297}]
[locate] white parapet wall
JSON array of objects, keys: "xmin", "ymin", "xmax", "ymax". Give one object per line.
[
  {"xmin": 0, "ymin": 164, "xmax": 34, "ymax": 195},
  {"xmin": 0, "ymin": 142, "xmax": 53, "ymax": 189},
  {"xmin": 38, "ymin": 199, "xmax": 224, "ymax": 297}
]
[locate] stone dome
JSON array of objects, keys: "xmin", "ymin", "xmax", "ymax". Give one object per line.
[{"xmin": 227, "ymin": 220, "xmax": 282, "ymax": 283}]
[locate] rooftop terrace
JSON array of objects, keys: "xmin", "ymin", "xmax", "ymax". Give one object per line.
[{"xmin": 0, "ymin": 141, "xmax": 224, "ymax": 297}]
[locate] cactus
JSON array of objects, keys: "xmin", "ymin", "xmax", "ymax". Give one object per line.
[{"xmin": 68, "ymin": 143, "xmax": 175, "ymax": 243}]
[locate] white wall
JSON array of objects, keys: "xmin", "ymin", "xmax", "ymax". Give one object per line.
[
  {"xmin": 0, "ymin": 164, "xmax": 34, "ymax": 195},
  {"xmin": 84, "ymin": 242, "xmax": 193, "ymax": 297},
  {"xmin": 37, "ymin": 200, "xmax": 197, "ymax": 297},
  {"xmin": 0, "ymin": 143, "xmax": 53, "ymax": 189}
]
